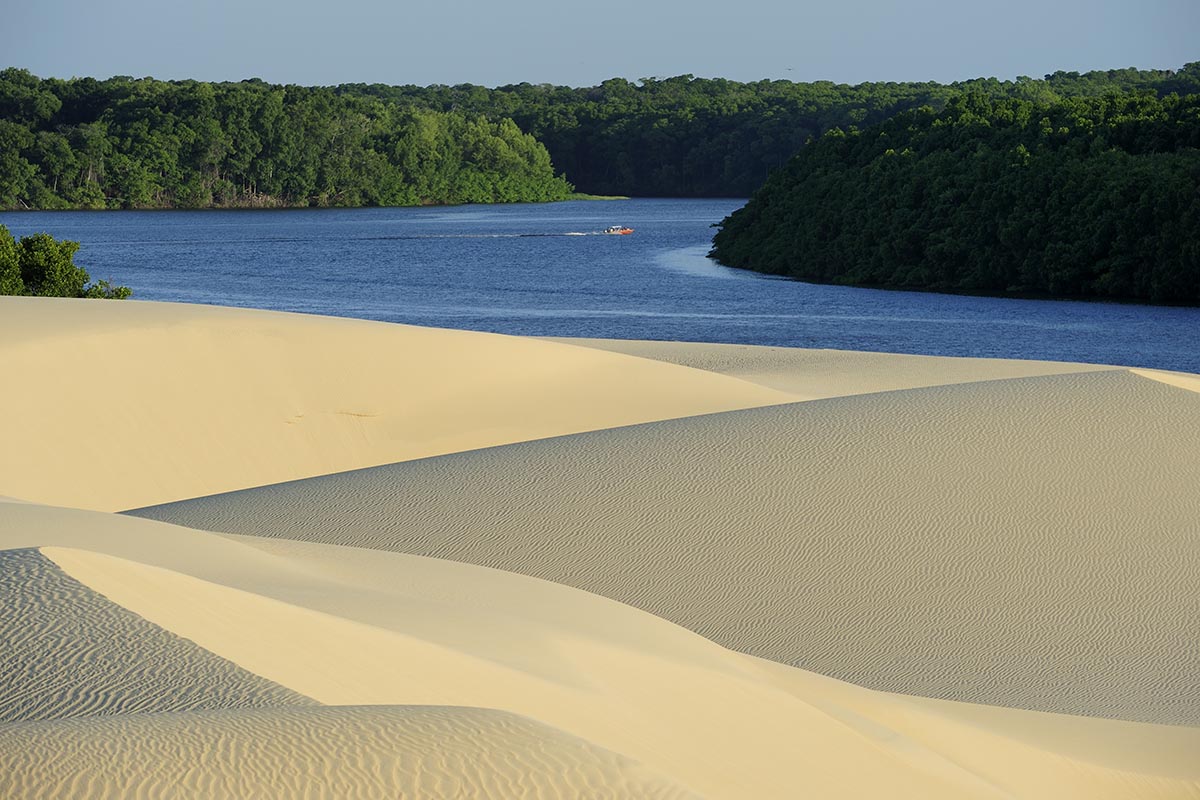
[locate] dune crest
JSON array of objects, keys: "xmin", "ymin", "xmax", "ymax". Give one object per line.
[
  {"xmin": 1130, "ymin": 367, "xmax": 1200, "ymax": 394},
  {"xmin": 4, "ymin": 298, "xmax": 1198, "ymax": 798},
  {"xmin": 0, "ymin": 508, "xmax": 1188, "ymax": 799},
  {"xmin": 32, "ymin": 539, "xmax": 975, "ymax": 798},
  {"xmin": 137, "ymin": 368, "xmax": 1200, "ymax": 725},
  {"xmin": 0, "ymin": 547, "xmax": 312, "ymax": 724},
  {"xmin": 0, "ymin": 297, "xmax": 792, "ymax": 511},
  {"xmin": 553, "ymin": 337, "xmax": 1116, "ymax": 397}
]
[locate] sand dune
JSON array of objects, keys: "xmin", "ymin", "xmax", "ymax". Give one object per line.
[
  {"xmin": 0, "ymin": 706, "xmax": 699, "ymax": 799},
  {"xmin": 0, "ymin": 508, "xmax": 985, "ymax": 799},
  {"xmin": 4, "ymin": 298, "xmax": 1198, "ymax": 797},
  {"xmin": 554, "ymin": 337, "xmax": 1116, "ymax": 397},
  {"xmin": 1131, "ymin": 367, "xmax": 1200, "ymax": 395},
  {"xmin": 0, "ymin": 296, "xmax": 792, "ymax": 511},
  {"xmin": 0, "ymin": 547, "xmax": 312, "ymax": 724},
  {"xmin": 137, "ymin": 368, "xmax": 1200, "ymax": 724},
  {"xmin": 4, "ymin": 503, "xmax": 1198, "ymax": 798}
]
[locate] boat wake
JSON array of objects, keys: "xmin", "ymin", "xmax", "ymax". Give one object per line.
[{"xmin": 363, "ymin": 229, "xmax": 630, "ymax": 240}]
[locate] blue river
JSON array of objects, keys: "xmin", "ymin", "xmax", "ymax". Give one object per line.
[{"xmin": 3, "ymin": 198, "xmax": 1198, "ymax": 372}]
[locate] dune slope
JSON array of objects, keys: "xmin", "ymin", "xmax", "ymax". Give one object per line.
[
  {"xmin": 0, "ymin": 297, "xmax": 792, "ymax": 511},
  {"xmin": 6, "ymin": 298, "xmax": 1199, "ymax": 797},
  {"xmin": 0, "ymin": 706, "xmax": 699, "ymax": 800},
  {"xmin": 136, "ymin": 368, "xmax": 1200, "ymax": 724},
  {"xmin": 552, "ymin": 337, "xmax": 1116, "ymax": 397},
  {"xmin": 3, "ymin": 503, "xmax": 1198, "ymax": 799},
  {"xmin": 0, "ymin": 547, "xmax": 313, "ymax": 723}
]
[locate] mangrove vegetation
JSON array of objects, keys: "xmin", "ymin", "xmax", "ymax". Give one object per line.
[
  {"xmin": 2, "ymin": 65, "xmax": 1197, "ymax": 209},
  {"xmin": 710, "ymin": 90, "xmax": 1200, "ymax": 304}
]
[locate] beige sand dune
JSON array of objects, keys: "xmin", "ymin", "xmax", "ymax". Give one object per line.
[
  {"xmin": 0, "ymin": 296, "xmax": 793, "ymax": 511},
  {"xmin": 0, "ymin": 706, "xmax": 699, "ymax": 800},
  {"xmin": 3, "ymin": 504, "xmax": 1198, "ymax": 798},
  {"xmin": 5, "ymin": 298, "xmax": 1199, "ymax": 797},
  {"xmin": 0, "ymin": 547, "xmax": 313, "ymax": 723},
  {"xmin": 553, "ymin": 337, "xmax": 1117, "ymax": 397},
  {"xmin": 1131, "ymin": 367, "xmax": 1200, "ymax": 395},
  {"xmin": 137, "ymin": 368, "xmax": 1200, "ymax": 725},
  {"xmin": 0, "ymin": 507, "xmax": 982, "ymax": 799}
]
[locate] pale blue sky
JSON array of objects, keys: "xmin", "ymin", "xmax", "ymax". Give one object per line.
[{"xmin": 6, "ymin": 0, "xmax": 1196, "ymax": 87}]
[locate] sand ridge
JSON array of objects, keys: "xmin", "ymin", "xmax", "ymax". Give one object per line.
[
  {"xmin": 552, "ymin": 337, "xmax": 1118, "ymax": 397},
  {"xmin": 4, "ymin": 504, "xmax": 1198, "ymax": 798},
  {"xmin": 4, "ymin": 298, "xmax": 1199, "ymax": 797},
  {"xmin": 136, "ymin": 368, "xmax": 1200, "ymax": 724},
  {"xmin": 0, "ymin": 548, "xmax": 313, "ymax": 724},
  {"xmin": 0, "ymin": 296, "xmax": 794, "ymax": 511},
  {"xmin": 22, "ymin": 520, "xmax": 1003, "ymax": 799}
]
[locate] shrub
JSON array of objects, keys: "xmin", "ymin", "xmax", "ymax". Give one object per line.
[{"xmin": 0, "ymin": 224, "xmax": 131, "ymax": 298}]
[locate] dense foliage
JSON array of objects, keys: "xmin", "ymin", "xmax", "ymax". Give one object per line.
[
  {"xmin": 0, "ymin": 225, "xmax": 130, "ymax": 298},
  {"xmin": 344, "ymin": 66, "xmax": 1199, "ymax": 197},
  {"xmin": 0, "ymin": 69, "xmax": 573, "ymax": 209},
  {"xmin": 2, "ymin": 65, "xmax": 1197, "ymax": 208},
  {"xmin": 710, "ymin": 91, "xmax": 1200, "ymax": 304}
]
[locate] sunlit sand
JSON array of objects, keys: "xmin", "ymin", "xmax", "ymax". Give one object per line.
[{"xmin": 2, "ymin": 296, "xmax": 1197, "ymax": 798}]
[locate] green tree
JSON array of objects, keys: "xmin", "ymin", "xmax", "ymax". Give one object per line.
[
  {"xmin": 1, "ymin": 65, "xmax": 1196, "ymax": 208},
  {"xmin": 17, "ymin": 233, "xmax": 88, "ymax": 296},
  {"xmin": 0, "ymin": 121, "xmax": 37, "ymax": 206},
  {"xmin": 0, "ymin": 226, "xmax": 130, "ymax": 299},
  {"xmin": 0, "ymin": 226, "xmax": 22, "ymax": 294},
  {"xmin": 711, "ymin": 92, "xmax": 1200, "ymax": 305}
]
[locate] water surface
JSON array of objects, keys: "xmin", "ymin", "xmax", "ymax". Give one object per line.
[{"xmin": 4, "ymin": 199, "xmax": 1198, "ymax": 372}]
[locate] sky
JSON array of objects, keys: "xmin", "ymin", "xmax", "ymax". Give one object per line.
[{"xmin": 5, "ymin": 0, "xmax": 1196, "ymax": 88}]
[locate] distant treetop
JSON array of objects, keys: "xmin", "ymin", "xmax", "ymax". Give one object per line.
[{"xmin": 0, "ymin": 64, "xmax": 1196, "ymax": 208}]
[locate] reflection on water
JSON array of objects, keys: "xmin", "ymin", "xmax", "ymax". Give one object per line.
[
  {"xmin": 3, "ymin": 198, "xmax": 1198, "ymax": 372},
  {"xmin": 653, "ymin": 245, "xmax": 745, "ymax": 280}
]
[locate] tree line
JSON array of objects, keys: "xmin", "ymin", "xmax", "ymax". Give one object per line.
[
  {"xmin": 2, "ymin": 65, "xmax": 1197, "ymax": 209},
  {"xmin": 709, "ymin": 90, "xmax": 1200, "ymax": 305},
  {"xmin": 0, "ymin": 70, "xmax": 573, "ymax": 209},
  {"xmin": 342, "ymin": 66, "xmax": 1198, "ymax": 197}
]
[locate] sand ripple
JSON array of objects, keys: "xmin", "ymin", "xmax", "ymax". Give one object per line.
[
  {"xmin": 136, "ymin": 370, "xmax": 1200, "ymax": 724},
  {"xmin": 0, "ymin": 548, "xmax": 313, "ymax": 723},
  {"xmin": 0, "ymin": 705, "xmax": 698, "ymax": 799}
]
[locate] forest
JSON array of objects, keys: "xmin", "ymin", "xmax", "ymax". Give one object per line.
[
  {"xmin": 709, "ymin": 90, "xmax": 1200, "ymax": 304},
  {"xmin": 1, "ymin": 65, "xmax": 1197, "ymax": 209},
  {"xmin": 0, "ymin": 70, "xmax": 574, "ymax": 209},
  {"xmin": 345, "ymin": 66, "xmax": 1198, "ymax": 197}
]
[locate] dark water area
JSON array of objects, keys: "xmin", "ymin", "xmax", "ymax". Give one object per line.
[{"xmin": 3, "ymin": 198, "xmax": 1198, "ymax": 373}]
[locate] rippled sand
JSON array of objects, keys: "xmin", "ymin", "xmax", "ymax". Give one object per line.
[
  {"xmin": 0, "ymin": 706, "xmax": 698, "ymax": 799},
  {"xmin": 0, "ymin": 548, "xmax": 312, "ymax": 723},
  {"xmin": 2, "ymin": 297, "xmax": 1198, "ymax": 798},
  {"xmin": 139, "ymin": 369, "xmax": 1200, "ymax": 724}
]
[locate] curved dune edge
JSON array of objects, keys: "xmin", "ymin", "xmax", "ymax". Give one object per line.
[
  {"xmin": 0, "ymin": 705, "xmax": 700, "ymax": 800},
  {"xmin": 0, "ymin": 297, "xmax": 794, "ymax": 512},
  {"xmin": 135, "ymin": 368, "xmax": 1200, "ymax": 725},
  {"xmin": 0, "ymin": 296, "xmax": 1122, "ymax": 513},
  {"xmin": 551, "ymin": 337, "xmax": 1119, "ymax": 397},
  {"xmin": 5, "ymin": 296, "xmax": 1199, "ymax": 797},
  {"xmin": 40, "ymin": 543, "xmax": 969, "ymax": 800},
  {"xmin": 0, "ymin": 547, "xmax": 313, "ymax": 724},
  {"xmin": 1130, "ymin": 367, "xmax": 1200, "ymax": 394},
  {"xmin": 0, "ymin": 500, "xmax": 1182, "ymax": 800}
]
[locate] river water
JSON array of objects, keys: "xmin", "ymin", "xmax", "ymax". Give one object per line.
[{"xmin": 3, "ymin": 198, "xmax": 1198, "ymax": 372}]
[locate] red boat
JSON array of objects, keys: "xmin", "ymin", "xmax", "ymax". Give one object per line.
[{"xmin": 603, "ymin": 225, "xmax": 634, "ymax": 235}]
